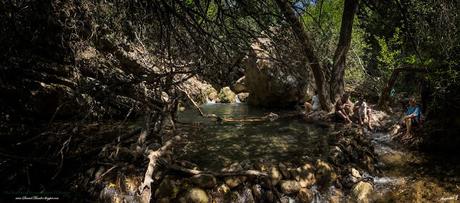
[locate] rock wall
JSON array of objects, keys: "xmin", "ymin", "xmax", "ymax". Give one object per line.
[{"xmin": 243, "ymin": 31, "xmax": 315, "ymax": 108}]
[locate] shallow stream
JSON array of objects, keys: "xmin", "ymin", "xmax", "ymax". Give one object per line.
[{"xmin": 177, "ymin": 103, "xmax": 460, "ymax": 202}]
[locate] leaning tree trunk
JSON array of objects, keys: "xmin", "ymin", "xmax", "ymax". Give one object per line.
[
  {"xmin": 330, "ymin": 0, "xmax": 359, "ymax": 102},
  {"xmin": 275, "ymin": 0, "xmax": 332, "ymax": 111}
]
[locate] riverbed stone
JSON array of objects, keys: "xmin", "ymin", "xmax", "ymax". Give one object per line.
[
  {"xmin": 155, "ymin": 176, "xmax": 180, "ymax": 199},
  {"xmin": 218, "ymin": 86, "xmax": 237, "ymax": 103},
  {"xmin": 225, "ymin": 176, "xmax": 245, "ymax": 189},
  {"xmin": 315, "ymin": 159, "xmax": 337, "ymax": 188},
  {"xmin": 352, "ymin": 181, "xmax": 373, "ymax": 203},
  {"xmin": 222, "ymin": 162, "xmax": 243, "ymax": 172},
  {"xmin": 289, "ymin": 167, "xmax": 301, "ymax": 181},
  {"xmin": 270, "ymin": 166, "xmax": 282, "ymax": 186},
  {"xmin": 278, "ymin": 163, "xmax": 290, "ymax": 179},
  {"xmin": 185, "ymin": 188, "xmax": 209, "ymax": 203},
  {"xmin": 217, "ymin": 183, "xmax": 230, "ymax": 194},
  {"xmin": 191, "ymin": 174, "xmax": 217, "ymax": 189},
  {"xmin": 297, "ymin": 188, "xmax": 314, "ymax": 203},
  {"xmin": 299, "ymin": 168, "xmax": 316, "ymax": 188},
  {"xmin": 279, "ymin": 180, "xmax": 301, "ymax": 195}
]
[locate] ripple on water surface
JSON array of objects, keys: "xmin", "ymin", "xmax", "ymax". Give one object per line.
[{"xmin": 177, "ymin": 103, "xmax": 331, "ymax": 170}]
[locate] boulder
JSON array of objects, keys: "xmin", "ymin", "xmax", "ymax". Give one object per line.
[
  {"xmin": 243, "ymin": 36, "xmax": 314, "ymax": 108},
  {"xmin": 218, "ymin": 86, "xmax": 237, "ymax": 103},
  {"xmin": 232, "ymin": 76, "xmax": 247, "ymax": 93},
  {"xmin": 299, "ymin": 166, "xmax": 316, "ymax": 188},
  {"xmin": 279, "ymin": 180, "xmax": 301, "ymax": 195},
  {"xmin": 191, "ymin": 174, "xmax": 217, "ymax": 189},
  {"xmin": 185, "ymin": 188, "xmax": 209, "ymax": 203},
  {"xmin": 155, "ymin": 177, "xmax": 180, "ymax": 199},
  {"xmin": 352, "ymin": 181, "xmax": 373, "ymax": 203},
  {"xmin": 237, "ymin": 92, "xmax": 250, "ymax": 103},
  {"xmin": 180, "ymin": 76, "xmax": 218, "ymax": 104}
]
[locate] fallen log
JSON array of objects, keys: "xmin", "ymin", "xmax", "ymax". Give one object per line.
[
  {"xmin": 138, "ymin": 135, "xmax": 181, "ymax": 203},
  {"xmin": 164, "ymin": 163, "xmax": 268, "ymax": 177}
]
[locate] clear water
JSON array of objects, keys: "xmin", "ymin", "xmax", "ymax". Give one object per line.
[
  {"xmin": 176, "ymin": 103, "xmax": 331, "ymax": 170},
  {"xmin": 177, "ymin": 104, "xmax": 460, "ymax": 202}
]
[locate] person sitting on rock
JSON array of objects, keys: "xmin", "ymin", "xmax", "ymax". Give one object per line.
[
  {"xmin": 304, "ymin": 90, "xmax": 320, "ymax": 114},
  {"xmin": 354, "ymin": 96, "xmax": 373, "ymax": 130},
  {"xmin": 335, "ymin": 93, "xmax": 353, "ymax": 124},
  {"xmin": 401, "ymin": 97, "xmax": 421, "ymax": 137}
]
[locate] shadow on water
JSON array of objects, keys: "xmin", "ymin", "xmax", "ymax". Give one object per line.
[{"xmin": 176, "ymin": 103, "xmax": 331, "ymax": 171}]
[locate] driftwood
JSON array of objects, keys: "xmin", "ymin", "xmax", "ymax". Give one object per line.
[
  {"xmin": 138, "ymin": 135, "xmax": 181, "ymax": 203},
  {"xmin": 164, "ymin": 163, "xmax": 268, "ymax": 177}
]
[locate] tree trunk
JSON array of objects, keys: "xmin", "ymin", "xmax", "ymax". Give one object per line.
[
  {"xmin": 330, "ymin": 0, "xmax": 359, "ymax": 102},
  {"xmin": 275, "ymin": 0, "xmax": 332, "ymax": 111},
  {"xmin": 377, "ymin": 66, "xmax": 429, "ymax": 109}
]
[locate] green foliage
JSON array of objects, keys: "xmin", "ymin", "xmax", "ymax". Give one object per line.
[{"xmin": 375, "ymin": 27, "xmax": 402, "ymax": 76}]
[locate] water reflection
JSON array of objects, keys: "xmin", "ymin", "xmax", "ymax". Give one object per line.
[{"xmin": 177, "ymin": 104, "xmax": 330, "ymax": 170}]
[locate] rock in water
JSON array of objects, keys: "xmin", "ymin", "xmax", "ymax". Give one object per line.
[
  {"xmin": 191, "ymin": 174, "xmax": 217, "ymax": 189},
  {"xmin": 218, "ymin": 86, "xmax": 237, "ymax": 103},
  {"xmin": 352, "ymin": 181, "xmax": 373, "ymax": 203},
  {"xmin": 280, "ymin": 180, "xmax": 301, "ymax": 195},
  {"xmin": 185, "ymin": 188, "xmax": 209, "ymax": 203},
  {"xmin": 243, "ymin": 36, "xmax": 314, "ymax": 108}
]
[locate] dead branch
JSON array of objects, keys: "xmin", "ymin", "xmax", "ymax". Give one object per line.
[
  {"xmin": 177, "ymin": 87, "xmax": 220, "ymax": 119},
  {"xmin": 164, "ymin": 163, "xmax": 268, "ymax": 177},
  {"xmin": 138, "ymin": 135, "xmax": 182, "ymax": 203}
]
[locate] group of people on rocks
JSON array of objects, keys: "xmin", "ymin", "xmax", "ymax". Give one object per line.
[
  {"xmin": 303, "ymin": 91, "xmax": 373, "ymax": 129},
  {"xmin": 304, "ymin": 90, "xmax": 422, "ymax": 135}
]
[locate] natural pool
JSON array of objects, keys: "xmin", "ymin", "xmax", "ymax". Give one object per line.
[
  {"xmin": 176, "ymin": 103, "xmax": 460, "ymax": 202},
  {"xmin": 176, "ymin": 103, "xmax": 331, "ymax": 171}
]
